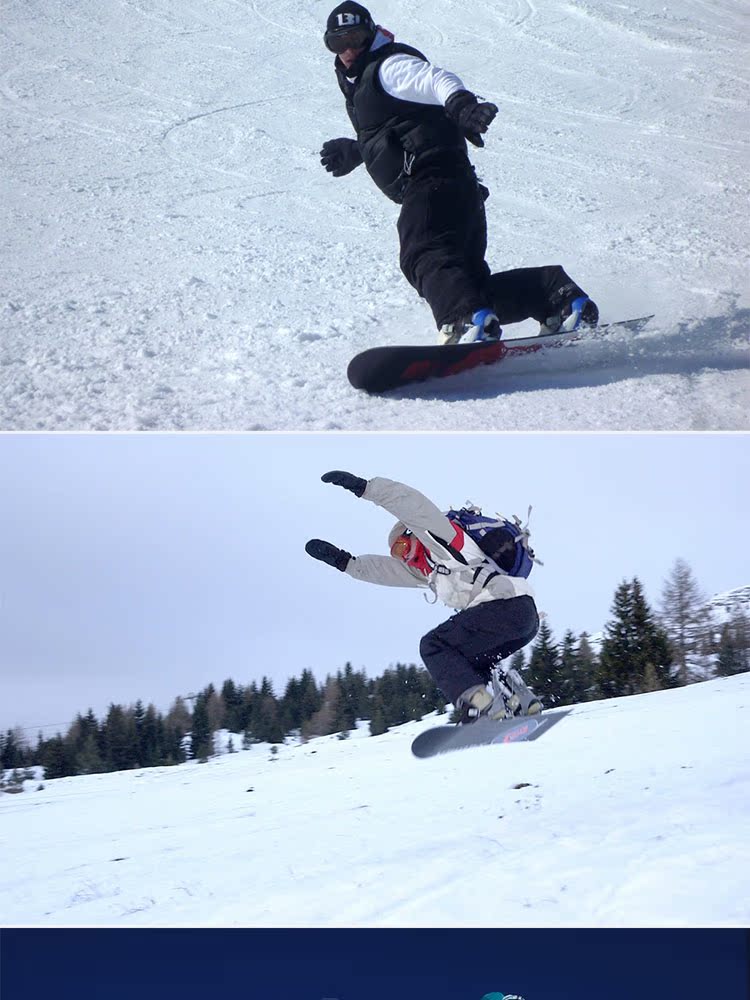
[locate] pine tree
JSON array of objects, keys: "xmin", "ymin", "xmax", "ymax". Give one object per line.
[
  {"xmin": 133, "ymin": 700, "xmax": 146, "ymax": 766},
  {"xmin": 139, "ymin": 704, "xmax": 162, "ymax": 767},
  {"xmin": 369, "ymin": 695, "xmax": 388, "ymax": 736},
  {"xmin": 280, "ymin": 676, "xmax": 303, "ymax": 732},
  {"xmin": 75, "ymin": 730, "xmax": 104, "ymax": 774},
  {"xmin": 253, "ymin": 694, "xmax": 285, "ymax": 744},
  {"xmin": 660, "ymin": 558, "xmax": 710, "ymax": 684},
  {"xmin": 392, "ymin": 663, "xmax": 426, "ymax": 724},
  {"xmin": 372, "ymin": 669, "xmax": 396, "ymax": 726},
  {"xmin": 526, "ymin": 620, "xmax": 563, "ymax": 706},
  {"xmin": 557, "ymin": 630, "xmax": 592, "ymax": 706},
  {"xmin": 631, "ymin": 577, "xmax": 677, "ymax": 689},
  {"xmin": 239, "ymin": 681, "xmax": 259, "ymax": 733},
  {"xmin": 101, "ymin": 704, "xmax": 138, "ymax": 772},
  {"xmin": 372, "ymin": 665, "xmax": 427, "ymax": 727},
  {"xmin": 39, "ymin": 733, "xmax": 75, "ymax": 779},
  {"xmin": 577, "ymin": 632, "xmax": 599, "ymax": 701},
  {"xmin": 163, "ymin": 697, "xmax": 191, "ymax": 765},
  {"xmin": 416, "ymin": 666, "xmax": 445, "ymax": 715},
  {"xmin": 333, "ymin": 663, "xmax": 366, "ymax": 732},
  {"xmin": 298, "ymin": 669, "xmax": 323, "ymax": 722},
  {"xmin": 190, "ymin": 693, "xmax": 213, "ymax": 760},
  {"xmin": 508, "ymin": 649, "xmax": 526, "ymax": 673},
  {"xmin": 597, "ymin": 578, "xmax": 676, "ymax": 697},
  {"xmin": 303, "ymin": 677, "xmax": 340, "ymax": 738},
  {"xmin": 220, "ymin": 679, "xmax": 244, "ymax": 732},
  {"xmin": 165, "ymin": 696, "xmax": 192, "ymax": 733},
  {"xmin": 597, "ymin": 580, "xmax": 636, "ymax": 698},
  {"xmin": 251, "ymin": 677, "xmax": 285, "ymax": 743},
  {"xmin": 70, "ymin": 709, "xmax": 103, "ymax": 772},
  {"xmin": 1, "ymin": 728, "xmax": 24, "ymax": 770}
]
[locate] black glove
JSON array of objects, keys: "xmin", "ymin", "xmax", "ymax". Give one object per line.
[
  {"xmin": 445, "ymin": 90, "xmax": 498, "ymax": 147},
  {"xmin": 321, "ymin": 470, "xmax": 367, "ymax": 497},
  {"xmin": 320, "ymin": 138, "xmax": 363, "ymax": 177},
  {"xmin": 305, "ymin": 539, "xmax": 352, "ymax": 572}
]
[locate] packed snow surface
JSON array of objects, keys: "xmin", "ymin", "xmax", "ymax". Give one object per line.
[
  {"xmin": 2, "ymin": 675, "xmax": 749, "ymax": 927},
  {"xmin": 1, "ymin": 0, "xmax": 748, "ymax": 430}
]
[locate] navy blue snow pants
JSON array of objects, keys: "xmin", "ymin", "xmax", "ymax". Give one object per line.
[{"xmin": 419, "ymin": 596, "xmax": 539, "ymax": 704}]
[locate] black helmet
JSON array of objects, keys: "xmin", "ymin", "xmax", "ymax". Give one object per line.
[{"xmin": 325, "ymin": 2, "xmax": 376, "ymax": 53}]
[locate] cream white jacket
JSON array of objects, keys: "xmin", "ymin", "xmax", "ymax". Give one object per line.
[{"xmin": 345, "ymin": 477, "xmax": 535, "ymax": 611}]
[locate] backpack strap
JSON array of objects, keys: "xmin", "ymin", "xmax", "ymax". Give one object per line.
[
  {"xmin": 427, "ymin": 525, "xmax": 502, "ymax": 597},
  {"xmin": 426, "ymin": 522, "xmax": 469, "ymax": 566}
]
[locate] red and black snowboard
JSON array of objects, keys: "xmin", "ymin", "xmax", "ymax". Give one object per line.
[{"xmin": 347, "ymin": 316, "xmax": 654, "ymax": 393}]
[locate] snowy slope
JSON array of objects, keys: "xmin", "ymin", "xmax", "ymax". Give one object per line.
[
  {"xmin": 1, "ymin": 0, "xmax": 748, "ymax": 430},
  {"xmin": 2, "ymin": 674, "xmax": 749, "ymax": 927}
]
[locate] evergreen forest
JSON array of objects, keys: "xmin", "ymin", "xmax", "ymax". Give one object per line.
[{"xmin": 2, "ymin": 563, "xmax": 747, "ymax": 783}]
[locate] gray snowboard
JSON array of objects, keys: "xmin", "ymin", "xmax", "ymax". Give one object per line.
[{"xmin": 411, "ymin": 709, "xmax": 571, "ymax": 759}]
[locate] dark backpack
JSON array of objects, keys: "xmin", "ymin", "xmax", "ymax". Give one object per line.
[{"xmin": 446, "ymin": 505, "xmax": 540, "ymax": 578}]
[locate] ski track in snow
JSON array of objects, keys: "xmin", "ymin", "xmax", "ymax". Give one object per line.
[
  {"xmin": 2, "ymin": 675, "xmax": 749, "ymax": 927},
  {"xmin": 1, "ymin": 0, "xmax": 748, "ymax": 430}
]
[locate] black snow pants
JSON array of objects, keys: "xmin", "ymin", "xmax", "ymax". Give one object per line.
[
  {"xmin": 397, "ymin": 169, "xmax": 588, "ymax": 329},
  {"xmin": 419, "ymin": 595, "xmax": 540, "ymax": 705}
]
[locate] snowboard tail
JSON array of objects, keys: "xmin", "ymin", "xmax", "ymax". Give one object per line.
[
  {"xmin": 411, "ymin": 709, "xmax": 571, "ymax": 759},
  {"xmin": 348, "ymin": 339, "xmax": 507, "ymax": 392},
  {"xmin": 347, "ymin": 316, "xmax": 654, "ymax": 393}
]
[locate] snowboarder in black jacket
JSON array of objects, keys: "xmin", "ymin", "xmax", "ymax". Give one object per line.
[{"xmin": 321, "ymin": 2, "xmax": 599, "ymax": 344}]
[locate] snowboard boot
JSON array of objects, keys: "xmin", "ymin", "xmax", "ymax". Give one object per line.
[
  {"xmin": 540, "ymin": 295, "xmax": 599, "ymax": 335},
  {"xmin": 438, "ymin": 308, "xmax": 502, "ymax": 346},
  {"xmin": 455, "ymin": 684, "xmax": 512, "ymax": 724}
]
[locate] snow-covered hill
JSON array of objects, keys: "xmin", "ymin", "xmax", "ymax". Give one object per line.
[
  {"xmin": 707, "ymin": 585, "xmax": 750, "ymax": 625},
  {"xmin": 587, "ymin": 582, "xmax": 748, "ymax": 655},
  {"xmin": 656, "ymin": 583, "xmax": 750, "ymax": 681},
  {"xmin": 2, "ymin": 674, "xmax": 748, "ymax": 927},
  {"xmin": 1, "ymin": 0, "xmax": 748, "ymax": 430}
]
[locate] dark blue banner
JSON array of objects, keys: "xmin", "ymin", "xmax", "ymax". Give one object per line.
[{"xmin": 1, "ymin": 929, "xmax": 747, "ymax": 998}]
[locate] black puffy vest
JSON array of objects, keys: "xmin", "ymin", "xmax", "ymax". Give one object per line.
[{"xmin": 335, "ymin": 42, "xmax": 471, "ymax": 204}]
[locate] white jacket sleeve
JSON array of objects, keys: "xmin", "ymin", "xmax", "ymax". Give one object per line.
[
  {"xmin": 345, "ymin": 553, "xmax": 427, "ymax": 589},
  {"xmin": 378, "ymin": 53, "xmax": 465, "ymax": 106},
  {"xmin": 361, "ymin": 477, "xmax": 456, "ymax": 542}
]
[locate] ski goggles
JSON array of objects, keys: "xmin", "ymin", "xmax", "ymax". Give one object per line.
[
  {"xmin": 390, "ymin": 531, "xmax": 419, "ymax": 562},
  {"xmin": 324, "ymin": 26, "xmax": 372, "ymax": 54}
]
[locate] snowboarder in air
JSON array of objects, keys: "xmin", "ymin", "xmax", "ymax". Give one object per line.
[
  {"xmin": 320, "ymin": 2, "xmax": 599, "ymax": 345},
  {"xmin": 305, "ymin": 471, "xmax": 542, "ymax": 723}
]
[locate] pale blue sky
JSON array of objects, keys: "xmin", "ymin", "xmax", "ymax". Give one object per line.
[{"xmin": 0, "ymin": 433, "xmax": 747, "ymax": 736}]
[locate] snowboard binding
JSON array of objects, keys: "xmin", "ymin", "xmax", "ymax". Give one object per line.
[{"xmin": 490, "ymin": 662, "xmax": 543, "ymax": 718}]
